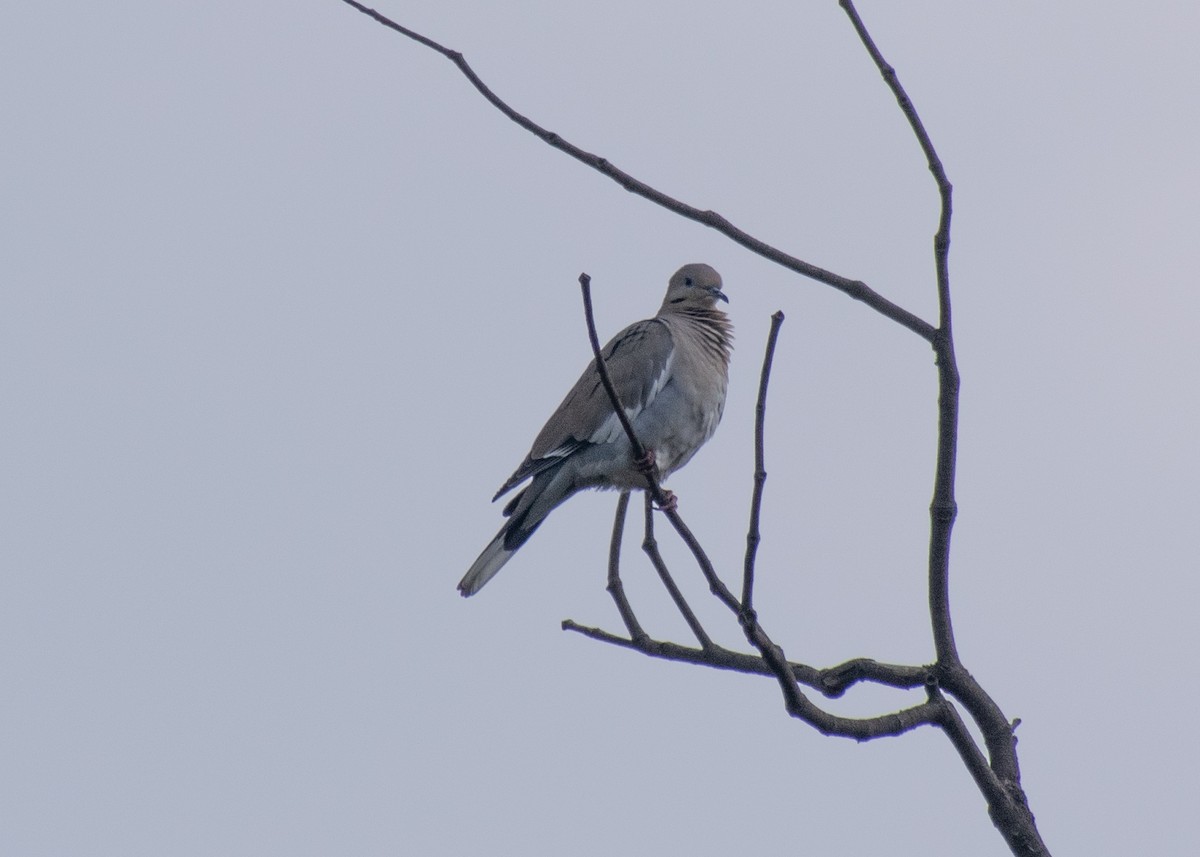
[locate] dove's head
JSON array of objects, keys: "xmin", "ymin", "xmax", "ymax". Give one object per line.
[{"xmin": 662, "ymin": 263, "xmax": 727, "ymax": 311}]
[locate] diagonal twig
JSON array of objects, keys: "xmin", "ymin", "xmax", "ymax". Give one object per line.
[
  {"xmin": 337, "ymin": 0, "xmax": 935, "ymax": 342},
  {"xmin": 577, "ymin": 274, "xmax": 670, "ymax": 504},
  {"xmin": 640, "ymin": 494, "xmax": 713, "ymax": 650},
  {"xmin": 578, "ymin": 270, "xmax": 723, "ymax": 597}
]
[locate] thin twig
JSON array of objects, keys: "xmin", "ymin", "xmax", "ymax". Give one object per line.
[
  {"xmin": 562, "ymin": 615, "xmax": 930, "ymax": 698},
  {"xmin": 577, "ymin": 274, "xmax": 675, "ymax": 509},
  {"xmin": 337, "ymin": 0, "xmax": 936, "ymax": 342},
  {"xmin": 604, "ymin": 491, "xmax": 647, "ymax": 643},
  {"xmin": 641, "ymin": 494, "xmax": 713, "ymax": 650},
  {"xmin": 577, "ymin": 275, "xmax": 645, "ymax": 462},
  {"xmin": 560, "ymin": 618, "xmax": 943, "ymax": 740},
  {"xmin": 742, "ymin": 311, "xmax": 785, "ymax": 611}
]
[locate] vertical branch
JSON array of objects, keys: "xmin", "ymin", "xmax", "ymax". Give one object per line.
[
  {"xmin": 605, "ymin": 491, "xmax": 647, "ymax": 643},
  {"xmin": 838, "ymin": 0, "xmax": 960, "ymax": 665},
  {"xmin": 928, "ymin": 342, "xmax": 961, "ymax": 665},
  {"xmin": 839, "ymin": 6, "xmax": 1048, "ymax": 855},
  {"xmin": 742, "ymin": 311, "xmax": 786, "ymax": 612},
  {"xmin": 641, "ymin": 495, "xmax": 714, "ymax": 650}
]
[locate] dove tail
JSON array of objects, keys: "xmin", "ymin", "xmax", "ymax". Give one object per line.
[
  {"xmin": 457, "ymin": 502, "xmax": 548, "ymax": 597},
  {"xmin": 457, "ymin": 529, "xmax": 516, "ymax": 596}
]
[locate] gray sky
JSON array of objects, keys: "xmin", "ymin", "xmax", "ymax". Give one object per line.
[{"xmin": 3, "ymin": 2, "xmax": 1198, "ymax": 855}]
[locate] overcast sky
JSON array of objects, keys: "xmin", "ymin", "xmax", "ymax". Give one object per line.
[{"xmin": 3, "ymin": 2, "xmax": 1198, "ymax": 855}]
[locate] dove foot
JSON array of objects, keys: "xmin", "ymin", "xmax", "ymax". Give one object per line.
[{"xmin": 652, "ymin": 490, "xmax": 678, "ymax": 512}]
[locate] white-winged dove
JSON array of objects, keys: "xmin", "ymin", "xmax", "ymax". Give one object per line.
[{"xmin": 458, "ymin": 263, "xmax": 733, "ymax": 597}]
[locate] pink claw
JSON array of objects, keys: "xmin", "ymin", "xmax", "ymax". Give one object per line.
[{"xmin": 653, "ymin": 490, "xmax": 678, "ymax": 512}]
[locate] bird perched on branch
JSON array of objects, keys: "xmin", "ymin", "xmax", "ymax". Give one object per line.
[{"xmin": 459, "ymin": 263, "xmax": 733, "ymax": 597}]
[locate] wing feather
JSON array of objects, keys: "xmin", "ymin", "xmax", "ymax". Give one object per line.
[{"xmin": 491, "ymin": 319, "xmax": 675, "ymax": 500}]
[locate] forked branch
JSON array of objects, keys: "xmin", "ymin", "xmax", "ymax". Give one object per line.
[
  {"xmin": 568, "ymin": 275, "xmax": 943, "ymax": 742},
  {"xmin": 342, "ymin": 1, "xmax": 1050, "ymax": 852}
]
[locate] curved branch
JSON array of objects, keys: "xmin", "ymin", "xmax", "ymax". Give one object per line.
[
  {"xmin": 742, "ymin": 311, "xmax": 785, "ymax": 610},
  {"xmin": 639, "ymin": 494, "xmax": 713, "ymax": 651},
  {"xmin": 561, "ymin": 620, "xmax": 930, "ymax": 698},
  {"xmin": 603, "ymin": 491, "xmax": 647, "ymax": 644},
  {"xmin": 562, "ymin": 619, "xmax": 944, "ymax": 741},
  {"xmin": 837, "ymin": 0, "xmax": 961, "ymax": 667},
  {"xmin": 338, "ymin": 0, "xmax": 935, "ymax": 342}
]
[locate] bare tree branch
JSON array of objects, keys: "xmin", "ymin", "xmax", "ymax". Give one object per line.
[
  {"xmin": 338, "ymin": 0, "xmax": 935, "ymax": 341},
  {"xmin": 836, "ymin": 0, "xmax": 963, "ymax": 670},
  {"xmin": 343, "ymin": 1, "xmax": 1051, "ymax": 852},
  {"xmin": 839, "ymin": 3, "xmax": 1045, "ymax": 853},
  {"xmin": 560, "ymin": 620, "xmax": 929, "ymax": 696},
  {"xmin": 562, "ymin": 620, "xmax": 945, "ymax": 741},
  {"xmin": 573, "ymin": 275, "xmax": 950, "ymax": 743},
  {"xmin": 742, "ymin": 310, "xmax": 785, "ymax": 611},
  {"xmin": 603, "ymin": 491, "xmax": 647, "ymax": 644},
  {"xmin": 639, "ymin": 494, "xmax": 713, "ymax": 651},
  {"xmin": 934, "ymin": 684, "xmax": 1044, "ymax": 856}
]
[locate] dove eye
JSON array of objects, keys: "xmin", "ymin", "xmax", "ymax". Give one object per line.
[{"xmin": 684, "ymin": 277, "xmax": 694, "ymax": 286}]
